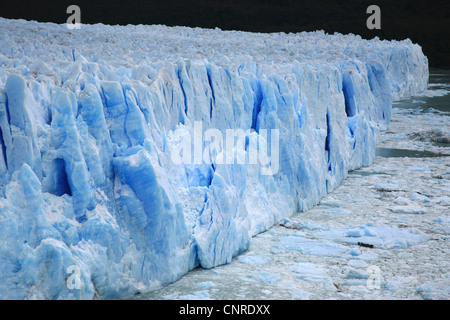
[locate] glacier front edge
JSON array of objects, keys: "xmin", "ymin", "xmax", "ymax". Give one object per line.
[{"xmin": 0, "ymin": 19, "xmax": 428, "ymax": 299}]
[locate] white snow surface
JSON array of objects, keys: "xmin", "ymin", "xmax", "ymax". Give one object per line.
[{"xmin": 0, "ymin": 18, "xmax": 428, "ymax": 299}]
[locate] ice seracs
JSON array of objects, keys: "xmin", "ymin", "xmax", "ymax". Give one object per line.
[{"xmin": 0, "ymin": 18, "xmax": 428, "ymax": 299}]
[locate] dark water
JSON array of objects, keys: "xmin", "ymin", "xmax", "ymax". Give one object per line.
[
  {"xmin": 375, "ymin": 147, "xmax": 450, "ymax": 158},
  {"xmin": 377, "ymin": 69, "xmax": 450, "ymax": 159},
  {"xmin": 393, "ymin": 69, "xmax": 450, "ymax": 113}
]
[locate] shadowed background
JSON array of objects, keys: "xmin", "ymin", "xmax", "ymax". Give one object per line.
[{"xmin": 0, "ymin": 0, "xmax": 449, "ymax": 69}]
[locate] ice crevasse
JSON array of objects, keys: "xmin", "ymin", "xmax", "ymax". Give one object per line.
[{"xmin": 0, "ymin": 18, "xmax": 428, "ymax": 299}]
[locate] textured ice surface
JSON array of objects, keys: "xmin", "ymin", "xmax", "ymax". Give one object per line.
[
  {"xmin": 417, "ymin": 280, "xmax": 450, "ymax": 300},
  {"xmin": 136, "ymin": 95, "xmax": 449, "ymax": 300},
  {"xmin": 317, "ymin": 226, "xmax": 429, "ymax": 249},
  {"xmin": 0, "ymin": 18, "xmax": 428, "ymax": 299}
]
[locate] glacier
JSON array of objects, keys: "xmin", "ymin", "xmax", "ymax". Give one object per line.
[{"xmin": 0, "ymin": 18, "xmax": 428, "ymax": 299}]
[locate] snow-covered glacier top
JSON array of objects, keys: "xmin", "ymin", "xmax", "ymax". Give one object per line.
[
  {"xmin": 0, "ymin": 18, "xmax": 427, "ymax": 99},
  {"xmin": 0, "ymin": 18, "xmax": 428, "ymax": 299}
]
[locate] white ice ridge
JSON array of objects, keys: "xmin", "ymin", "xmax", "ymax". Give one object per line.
[{"xmin": 0, "ymin": 18, "xmax": 428, "ymax": 299}]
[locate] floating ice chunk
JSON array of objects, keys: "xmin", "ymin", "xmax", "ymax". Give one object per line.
[
  {"xmin": 295, "ymin": 274, "xmax": 332, "ymax": 282},
  {"xmin": 279, "ymin": 236, "xmax": 352, "ymax": 257},
  {"xmin": 318, "ymin": 226, "xmax": 429, "ymax": 249},
  {"xmin": 413, "ymin": 89, "xmax": 448, "ymax": 98},
  {"xmin": 347, "ymin": 259, "xmax": 369, "ymax": 268},
  {"xmin": 374, "ymin": 183, "xmax": 398, "ymax": 190},
  {"xmin": 289, "ymin": 263, "xmax": 332, "ymax": 282},
  {"xmin": 319, "ymin": 208, "xmax": 353, "ymax": 215},
  {"xmin": 425, "ymin": 107, "xmax": 440, "ymax": 114},
  {"xmin": 394, "ymin": 197, "xmax": 413, "ymax": 206},
  {"xmin": 428, "ymin": 83, "xmax": 450, "ymax": 88},
  {"xmin": 346, "ymin": 268, "xmax": 369, "ymax": 280},
  {"xmin": 389, "ymin": 179, "xmax": 408, "ymax": 184},
  {"xmin": 237, "ymin": 255, "xmax": 271, "ymax": 265},
  {"xmin": 417, "ymin": 280, "xmax": 450, "ymax": 300},
  {"xmin": 248, "ymin": 272, "xmax": 281, "ymax": 285},
  {"xmin": 409, "ymin": 192, "xmax": 430, "ymax": 203},
  {"xmin": 408, "ymin": 164, "xmax": 430, "ymax": 172},
  {"xmin": 346, "ymin": 229, "xmax": 365, "ymax": 237},
  {"xmin": 162, "ymin": 293, "xmax": 179, "ymax": 299},
  {"xmin": 289, "ymin": 263, "xmax": 327, "ymax": 275},
  {"xmin": 341, "ymin": 280, "xmax": 368, "ymax": 287},
  {"xmin": 279, "ymin": 218, "xmax": 304, "ymax": 230},
  {"xmin": 433, "ymin": 216, "xmax": 450, "ymax": 223},
  {"xmin": 347, "ymin": 198, "xmax": 370, "ymax": 205},
  {"xmin": 291, "ymin": 290, "xmax": 311, "ymax": 299},
  {"xmin": 279, "ymin": 218, "xmax": 326, "ymax": 231},
  {"xmin": 385, "ymin": 276, "xmax": 418, "ymax": 293},
  {"xmin": 431, "ymin": 196, "xmax": 450, "ymax": 205},
  {"xmin": 388, "ymin": 206, "xmax": 427, "ymax": 214},
  {"xmin": 197, "ymin": 281, "xmax": 216, "ymax": 289},
  {"xmin": 178, "ymin": 290, "xmax": 211, "ymax": 300}
]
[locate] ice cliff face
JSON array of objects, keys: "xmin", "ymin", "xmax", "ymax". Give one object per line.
[{"xmin": 0, "ymin": 18, "xmax": 428, "ymax": 299}]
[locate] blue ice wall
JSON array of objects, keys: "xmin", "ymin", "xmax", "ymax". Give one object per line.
[{"xmin": 0, "ymin": 19, "xmax": 428, "ymax": 299}]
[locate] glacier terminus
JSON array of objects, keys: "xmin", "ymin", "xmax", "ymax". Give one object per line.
[{"xmin": 0, "ymin": 18, "xmax": 428, "ymax": 299}]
